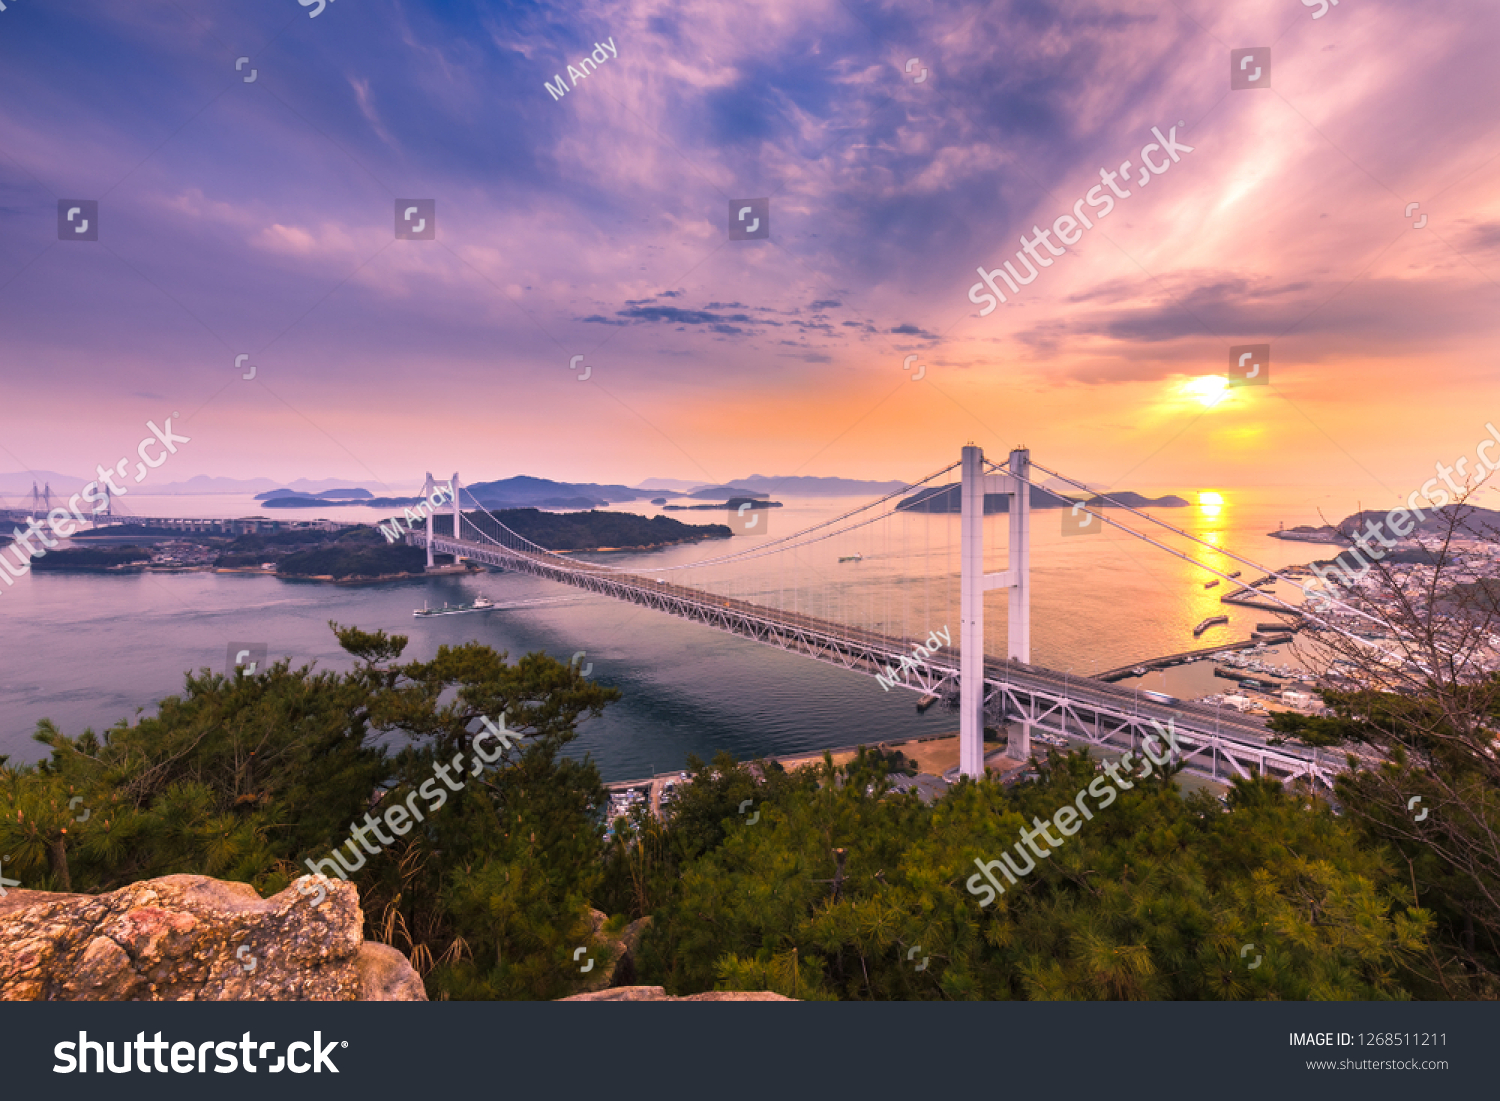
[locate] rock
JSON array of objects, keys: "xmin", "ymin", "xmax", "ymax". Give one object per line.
[
  {"xmin": 561, "ymin": 986, "xmax": 793, "ymax": 1001},
  {"xmin": 355, "ymin": 942, "xmax": 428, "ymax": 1001},
  {"xmin": 0, "ymin": 874, "xmax": 425, "ymax": 1001},
  {"xmin": 572, "ymin": 910, "xmax": 655, "ymax": 994}
]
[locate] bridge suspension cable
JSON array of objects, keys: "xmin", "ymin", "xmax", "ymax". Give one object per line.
[
  {"xmin": 998, "ymin": 458, "xmax": 1431, "ymax": 675},
  {"xmin": 450, "ymin": 460, "xmax": 961, "ymax": 574}
]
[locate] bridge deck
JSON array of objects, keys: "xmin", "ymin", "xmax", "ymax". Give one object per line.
[{"xmin": 414, "ymin": 532, "xmax": 1345, "ymax": 789}]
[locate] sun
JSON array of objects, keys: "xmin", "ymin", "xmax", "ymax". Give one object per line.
[
  {"xmin": 1198, "ymin": 492, "xmax": 1224, "ymax": 506},
  {"xmin": 1181, "ymin": 375, "xmax": 1231, "ymax": 407}
]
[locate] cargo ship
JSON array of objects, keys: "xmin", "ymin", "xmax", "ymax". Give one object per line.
[
  {"xmin": 1193, "ymin": 615, "xmax": 1229, "ymax": 637},
  {"xmin": 414, "ymin": 595, "xmax": 496, "ymax": 617},
  {"xmin": 839, "ymin": 553, "xmax": 863, "ymax": 563}
]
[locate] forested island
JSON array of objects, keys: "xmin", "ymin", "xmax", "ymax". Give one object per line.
[
  {"xmin": 26, "ymin": 509, "xmax": 730, "ymax": 582},
  {"xmin": 29, "ymin": 546, "xmax": 154, "ymax": 571},
  {"xmin": 662, "ymin": 497, "xmax": 784, "ymax": 511},
  {"xmin": 466, "ymin": 508, "xmax": 731, "ymax": 551}
]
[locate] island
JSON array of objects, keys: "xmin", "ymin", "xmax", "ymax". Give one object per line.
[
  {"xmin": 29, "ymin": 546, "xmax": 154, "ymax": 571},
  {"xmin": 663, "ymin": 497, "xmax": 784, "ymax": 511},
  {"xmin": 895, "ymin": 484, "xmax": 1189, "ymax": 513},
  {"xmin": 27, "ymin": 508, "xmax": 733, "ymax": 584},
  {"xmin": 255, "ymin": 487, "xmax": 374, "ymax": 501},
  {"xmin": 1270, "ymin": 504, "xmax": 1500, "ymax": 544},
  {"xmin": 470, "ymin": 508, "xmax": 731, "ymax": 551}
]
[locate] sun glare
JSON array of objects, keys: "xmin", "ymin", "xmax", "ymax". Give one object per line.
[{"xmin": 1182, "ymin": 375, "xmax": 1230, "ymax": 407}]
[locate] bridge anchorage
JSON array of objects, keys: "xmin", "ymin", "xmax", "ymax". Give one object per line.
[{"xmin": 411, "ymin": 447, "xmax": 1362, "ymax": 793}]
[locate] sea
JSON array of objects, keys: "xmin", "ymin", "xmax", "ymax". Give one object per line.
[{"xmin": 0, "ymin": 485, "xmax": 1382, "ymax": 779}]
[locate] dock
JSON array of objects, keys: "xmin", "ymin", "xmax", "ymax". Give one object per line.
[{"xmin": 1096, "ymin": 638, "xmax": 1261, "ymax": 682}]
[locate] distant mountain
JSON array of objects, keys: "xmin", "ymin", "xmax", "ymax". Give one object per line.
[
  {"xmin": 1339, "ymin": 504, "xmax": 1500, "ymax": 542},
  {"xmin": 255, "ymin": 487, "xmax": 374, "ymax": 501},
  {"xmin": 633, "ymin": 478, "xmax": 702, "ymax": 492},
  {"xmin": 686, "ymin": 485, "xmax": 771, "ymax": 500},
  {"xmin": 462, "ymin": 475, "xmax": 646, "ymax": 510},
  {"xmin": 1081, "ymin": 491, "xmax": 1191, "ymax": 508},
  {"xmin": 1042, "ymin": 476, "xmax": 1106, "ymax": 494},
  {"xmin": 896, "ymin": 485, "xmax": 1189, "ymax": 513},
  {"xmin": 637, "ymin": 475, "xmax": 911, "ymax": 496},
  {"xmin": 3, "ymin": 474, "xmax": 407, "ymax": 497},
  {"xmin": 728, "ymin": 474, "xmax": 911, "ymax": 496},
  {"xmin": 0, "ymin": 470, "xmax": 88, "ymax": 496}
]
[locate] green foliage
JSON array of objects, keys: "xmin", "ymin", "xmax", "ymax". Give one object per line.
[
  {"xmin": 29, "ymin": 545, "xmax": 152, "ymax": 570},
  {"xmin": 1, "ymin": 624, "xmax": 621, "ymax": 1001},
  {"xmin": 633, "ymin": 750, "xmax": 1429, "ymax": 1000},
  {"xmin": 276, "ymin": 543, "xmax": 427, "ymax": 578},
  {"xmin": 470, "ymin": 508, "xmax": 730, "ymax": 551},
  {"xmin": 1271, "ymin": 686, "xmax": 1500, "ymax": 994},
  {"xmin": 3, "ymin": 625, "xmax": 1468, "ymax": 1002}
]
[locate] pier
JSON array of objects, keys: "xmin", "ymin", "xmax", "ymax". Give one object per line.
[{"xmin": 1096, "ymin": 638, "xmax": 1262, "ymax": 682}]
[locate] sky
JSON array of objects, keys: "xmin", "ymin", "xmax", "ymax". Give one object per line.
[{"xmin": 0, "ymin": 0, "xmax": 1496, "ymax": 501}]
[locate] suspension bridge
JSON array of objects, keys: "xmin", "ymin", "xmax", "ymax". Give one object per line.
[{"xmin": 404, "ymin": 447, "xmax": 1365, "ymax": 792}]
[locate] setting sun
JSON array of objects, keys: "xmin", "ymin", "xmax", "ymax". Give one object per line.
[{"xmin": 1181, "ymin": 375, "xmax": 1231, "ymax": 407}]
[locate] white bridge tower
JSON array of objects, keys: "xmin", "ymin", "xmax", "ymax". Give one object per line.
[
  {"xmin": 419, "ymin": 472, "xmax": 463, "ymax": 569},
  {"xmin": 959, "ymin": 445, "xmax": 1031, "ymax": 780}
]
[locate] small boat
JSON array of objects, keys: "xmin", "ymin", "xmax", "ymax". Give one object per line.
[
  {"xmin": 1193, "ymin": 615, "xmax": 1229, "ymax": 637},
  {"xmin": 916, "ymin": 694, "xmax": 938, "ymax": 713},
  {"xmin": 1228, "ymin": 571, "xmax": 1242, "ymax": 579},
  {"xmin": 414, "ymin": 595, "xmax": 496, "ymax": 617},
  {"xmin": 1131, "ymin": 666, "xmax": 1149, "ymax": 676},
  {"xmin": 1204, "ymin": 579, "xmax": 1220, "ymax": 589},
  {"xmin": 839, "ymin": 553, "xmax": 863, "ymax": 563}
]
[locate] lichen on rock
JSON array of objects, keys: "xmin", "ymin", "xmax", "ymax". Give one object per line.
[{"xmin": 0, "ymin": 873, "xmax": 424, "ymax": 1001}]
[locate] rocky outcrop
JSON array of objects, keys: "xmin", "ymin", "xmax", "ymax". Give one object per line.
[
  {"xmin": 571, "ymin": 909, "xmax": 654, "ymax": 995},
  {"xmin": 561, "ymin": 986, "xmax": 793, "ymax": 1001},
  {"xmin": 0, "ymin": 874, "xmax": 424, "ymax": 1001}
]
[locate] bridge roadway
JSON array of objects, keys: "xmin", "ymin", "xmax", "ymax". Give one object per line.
[{"xmin": 413, "ymin": 532, "xmax": 1341, "ymax": 790}]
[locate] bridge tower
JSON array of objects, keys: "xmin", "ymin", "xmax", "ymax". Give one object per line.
[
  {"xmin": 959, "ymin": 445, "xmax": 1032, "ymax": 779},
  {"xmin": 450, "ymin": 472, "xmax": 461, "ymax": 545},
  {"xmin": 419, "ymin": 472, "xmax": 464, "ymax": 569},
  {"xmin": 421, "ymin": 472, "xmax": 437, "ymax": 569}
]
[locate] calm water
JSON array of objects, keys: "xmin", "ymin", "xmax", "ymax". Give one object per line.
[{"xmin": 0, "ymin": 486, "xmax": 1366, "ymax": 777}]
